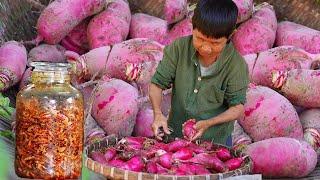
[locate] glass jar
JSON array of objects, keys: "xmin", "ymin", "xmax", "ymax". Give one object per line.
[{"xmin": 15, "ymin": 62, "xmax": 84, "ymax": 179}]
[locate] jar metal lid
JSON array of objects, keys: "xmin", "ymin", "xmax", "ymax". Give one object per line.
[{"xmin": 30, "ymin": 62, "xmax": 72, "ymax": 72}]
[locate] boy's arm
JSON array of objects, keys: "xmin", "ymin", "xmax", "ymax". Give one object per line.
[
  {"xmin": 150, "ymin": 41, "xmax": 179, "ymax": 90},
  {"xmin": 150, "ymin": 41, "xmax": 179, "ymax": 139},
  {"xmin": 150, "ymin": 41, "xmax": 179, "ymax": 113}
]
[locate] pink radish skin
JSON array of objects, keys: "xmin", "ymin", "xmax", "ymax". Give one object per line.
[
  {"xmin": 233, "ymin": 0, "xmax": 253, "ymax": 23},
  {"xmin": 183, "ymin": 119, "xmax": 197, "ymax": 141},
  {"xmin": 124, "ymin": 144, "xmax": 143, "ymax": 151},
  {"xmin": 177, "ymin": 163, "xmax": 211, "ymax": 175},
  {"xmin": 66, "ymin": 46, "xmax": 111, "ymax": 80},
  {"xmin": 128, "ymin": 0, "xmax": 187, "ymax": 25},
  {"xmin": 123, "ymin": 156, "xmax": 145, "ymax": 172},
  {"xmin": 168, "ymin": 139, "xmax": 190, "ymax": 152},
  {"xmin": 135, "ymin": 60, "xmax": 160, "ymax": 96},
  {"xmin": 156, "ymin": 163, "xmax": 169, "ymax": 174},
  {"xmin": 273, "ymin": 69, "xmax": 320, "ymax": 108},
  {"xmin": 133, "ymin": 107, "xmax": 154, "ymax": 137},
  {"xmin": 61, "ymin": 18, "xmax": 90, "ymax": 54},
  {"xmin": 119, "ymin": 136, "xmax": 146, "ymax": 146},
  {"xmin": 19, "ymin": 67, "xmax": 32, "ymax": 90},
  {"xmin": 91, "ymin": 151, "xmax": 108, "ymax": 164},
  {"xmin": 242, "ymin": 53, "xmax": 257, "ymax": 82},
  {"xmin": 184, "ymin": 153, "xmax": 227, "ymax": 173},
  {"xmin": 276, "ymin": 21, "xmax": 320, "ymax": 54},
  {"xmin": 172, "ymin": 164, "xmax": 194, "ymax": 175},
  {"xmin": 164, "ymin": 0, "xmax": 188, "ymax": 24},
  {"xmin": 117, "ymin": 137, "xmax": 148, "ymax": 151},
  {"xmin": 232, "ymin": 3, "xmax": 277, "ymax": 55},
  {"xmin": 172, "ymin": 148, "xmax": 193, "ymax": 160},
  {"xmin": 158, "ymin": 153, "xmax": 173, "ymax": 169},
  {"xmin": 172, "ymin": 167, "xmax": 189, "ymax": 175},
  {"xmin": 245, "ymin": 137, "xmax": 317, "ymax": 178},
  {"xmin": 92, "ymin": 79, "xmax": 139, "ymax": 137},
  {"xmin": 199, "ymin": 153, "xmax": 227, "ymax": 173},
  {"xmin": 146, "ymin": 157, "xmax": 169, "ymax": 174},
  {"xmin": 0, "ymin": 41, "xmax": 27, "ymax": 91},
  {"xmin": 105, "ymin": 39, "xmax": 163, "ymax": 82},
  {"xmin": 239, "ymin": 85, "xmax": 303, "ymax": 142},
  {"xmin": 164, "ymin": 17, "xmax": 192, "ymax": 45},
  {"xmin": 104, "ymin": 148, "xmax": 117, "ymax": 162},
  {"xmin": 225, "ymin": 157, "xmax": 245, "ymax": 171},
  {"xmin": 299, "ymin": 109, "xmax": 320, "ymax": 149},
  {"xmin": 67, "ymin": 38, "xmax": 164, "ymax": 81},
  {"xmin": 216, "ymin": 148, "xmax": 232, "ymax": 162},
  {"xmin": 173, "ymin": 164, "xmax": 192, "ymax": 175},
  {"xmin": 192, "ymin": 164, "xmax": 211, "ymax": 175},
  {"xmin": 28, "ymin": 44, "xmax": 66, "ymax": 64},
  {"xmin": 36, "ymin": 0, "xmax": 105, "ymax": 45},
  {"xmin": 232, "ymin": 121, "xmax": 253, "ymax": 147},
  {"xmin": 300, "ymin": 109, "xmax": 320, "ymax": 131},
  {"xmin": 130, "ymin": 13, "xmax": 168, "ymax": 44},
  {"xmin": 65, "ymin": 50, "xmax": 80, "ymax": 61},
  {"xmin": 88, "ymin": 0, "xmax": 131, "ymax": 49},
  {"xmin": 140, "ymin": 142, "xmax": 169, "ymax": 160},
  {"xmin": 146, "ymin": 161, "xmax": 158, "ymax": 173},
  {"xmin": 188, "ymin": 143, "xmax": 207, "ymax": 154},
  {"xmin": 303, "ymin": 128, "xmax": 320, "ymax": 150},
  {"xmin": 244, "ymin": 46, "xmax": 320, "ymax": 87},
  {"xmin": 154, "ymin": 142, "xmax": 169, "ymax": 152},
  {"xmin": 146, "ymin": 158, "xmax": 170, "ymax": 174}
]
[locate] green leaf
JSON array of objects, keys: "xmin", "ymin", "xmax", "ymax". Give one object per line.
[
  {"xmin": 0, "ymin": 93, "xmax": 14, "ymax": 121},
  {"xmin": 0, "ymin": 94, "xmax": 11, "ymax": 107},
  {"xmin": 0, "ymin": 130, "xmax": 15, "ymax": 141}
]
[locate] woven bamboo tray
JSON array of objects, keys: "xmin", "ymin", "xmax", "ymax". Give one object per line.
[{"xmin": 84, "ymin": 136, "xmax": 253, "ymax": 180}]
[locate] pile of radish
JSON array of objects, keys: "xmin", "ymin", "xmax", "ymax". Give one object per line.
[
  {"xmin": 89, "ymin": 136, "xmax": 248, "ymax": 175},
  {"xmin": 229, "ymin": 1, "xmax": 320, "ymax": 178},
  {"xmin": 1, "ymin": 0, "xmax": 320, "ymax": 178}
]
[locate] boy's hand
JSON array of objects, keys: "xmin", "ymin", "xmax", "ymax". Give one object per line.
[
  {"xmin": 191, "ymin": 120, "xmax": 211, "ymax": 141},
  {"xmin": 152, "ymin": 113, "xmax": 171, "ymax": 140}
]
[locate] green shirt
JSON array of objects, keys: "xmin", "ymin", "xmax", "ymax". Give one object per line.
[{"xmin": 151, "ymin": 36, "xmax": 249, "ymax": 145}]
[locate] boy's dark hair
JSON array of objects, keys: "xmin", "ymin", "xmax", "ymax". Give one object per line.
[{"xmin": 192, "ymin": 0, "xmax": 238, "ymax": 39}]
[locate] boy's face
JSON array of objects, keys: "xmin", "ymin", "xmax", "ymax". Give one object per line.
[{"xmin": 192, "ymin": 29, "xmax": 228, "ymax": 58}]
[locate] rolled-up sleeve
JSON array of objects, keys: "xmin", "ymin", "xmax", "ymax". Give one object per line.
[
  {"xmin": 151, "ymin": 42, "xmax": 178, "ymax": 90},
  {"xmin": 224, "ymin": 59, "xmax": 249, "ymax": 107}
]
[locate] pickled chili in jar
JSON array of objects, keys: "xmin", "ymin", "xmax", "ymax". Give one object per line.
[{"xmin": 15, "ymin": 62, "xmax": 84, "ymax": 179}]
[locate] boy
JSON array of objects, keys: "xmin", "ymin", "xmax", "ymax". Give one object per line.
[{"xmin": 149, "ymin": 0, "xmax": 249, "ymax": 145}]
